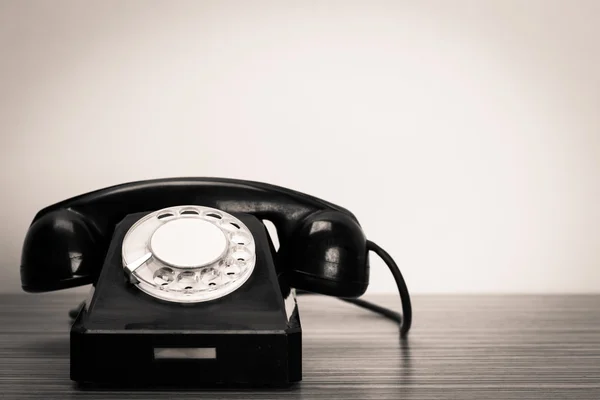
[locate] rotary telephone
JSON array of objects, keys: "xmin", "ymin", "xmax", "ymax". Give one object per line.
[{"xmin": 20, "ymin": 178, "xmax": 411, "ymax": 385}]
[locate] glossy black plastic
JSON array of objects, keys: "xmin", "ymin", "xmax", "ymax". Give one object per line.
[
  {"xmin": 20, "ymin": 177, "xmax": 369, "ymax": 298},
  {"xmin": 21, "ymin": 209, "xmax": 101, "ymax": 292},
  {"xmin": 286, "ymin": 210, "xmax": 369, "ymax": 297}
]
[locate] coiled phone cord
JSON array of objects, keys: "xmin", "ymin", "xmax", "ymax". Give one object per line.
[
  {"xmin": 298, "ymin": 240, "xmax": 412, "ymax": 337},
  {"xmin": 68, "ymin": 241, "xmax": 412, "ymax": 337}
]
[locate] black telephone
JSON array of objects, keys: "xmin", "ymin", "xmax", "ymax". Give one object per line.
[{"xmin": 20, "ymin": 178, "xmax": 411, "ymax": 386}]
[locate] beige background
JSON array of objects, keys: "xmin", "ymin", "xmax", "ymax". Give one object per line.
[{"xmin": 1, "ymin": 0, "xmax": 599, "ymax": 294}]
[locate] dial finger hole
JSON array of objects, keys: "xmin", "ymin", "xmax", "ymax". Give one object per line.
[
  {"xmin": 157, "ymin": 212, "xmax": 175, "ymax": 220},
  {"xmin": 224, "ymin": 257, "xmax": 246, "ymax": 268},
  {"xmin": 219, "ymin": 220, "xmax": 240, "ymax": 232},
  {"xmin": 177, "ymin": 271, "xmax": 198, "ymax": 286},
  {"xmin": 200, "ymin": 268, "xmax": 219, "ymax": 285},
  {"xmin": 153, "ymin": 267, "xmax": 175, "ymax": 285},
  {"xmin": 224, "ymin": 265, "xmax": 241, "ymax": 276},
  {"xmin": 232, "ymin": 249, "xmax": 252, "ymax": 262},
  {"xmin": 180, "ymin": 209, "xmax": 200, "ymax": 216},
  {"xmin": 204, "ymin": 212, "xmax": 223, "ymax": 220},
  {"xmin": 231, "ymin": 232, "xmax": 251, "ymax": 246}
]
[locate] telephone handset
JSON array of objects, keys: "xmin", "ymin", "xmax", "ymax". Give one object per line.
[{"xmin": 21, "ymin": 177, "xmax": 411, "ymax": 337}]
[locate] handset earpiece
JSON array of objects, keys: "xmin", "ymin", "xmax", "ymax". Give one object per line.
[
  {"xmin": 285, "ymin": 210, "xmax": 369, "ymax": 298},
  {"xmin": 21, "ymin": 209, "xmax": 101, "ymax": 292}
]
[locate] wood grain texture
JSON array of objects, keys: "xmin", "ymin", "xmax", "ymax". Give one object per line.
[{"xmin": 1, "ymin": 293, "xmax": 599, "ymax": 399}]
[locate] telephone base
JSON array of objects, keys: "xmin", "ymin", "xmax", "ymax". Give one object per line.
[{"xmin": 70, "ymin": 212, "xmax": 301, "ymax": 386}]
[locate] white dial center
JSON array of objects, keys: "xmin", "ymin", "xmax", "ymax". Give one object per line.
[{"xmin": 150, "ymin": 218, "xmax": 227, "ymax": 268}]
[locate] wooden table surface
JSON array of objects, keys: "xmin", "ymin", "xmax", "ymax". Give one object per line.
[{"xmin": 1, "ymin": 292, "xmax": 599, "ymax": 399}]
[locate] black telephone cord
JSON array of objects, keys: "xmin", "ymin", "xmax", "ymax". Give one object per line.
[{"xmin": 297, "ymin": 240, "xmax": 412, "ymax": 337}]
